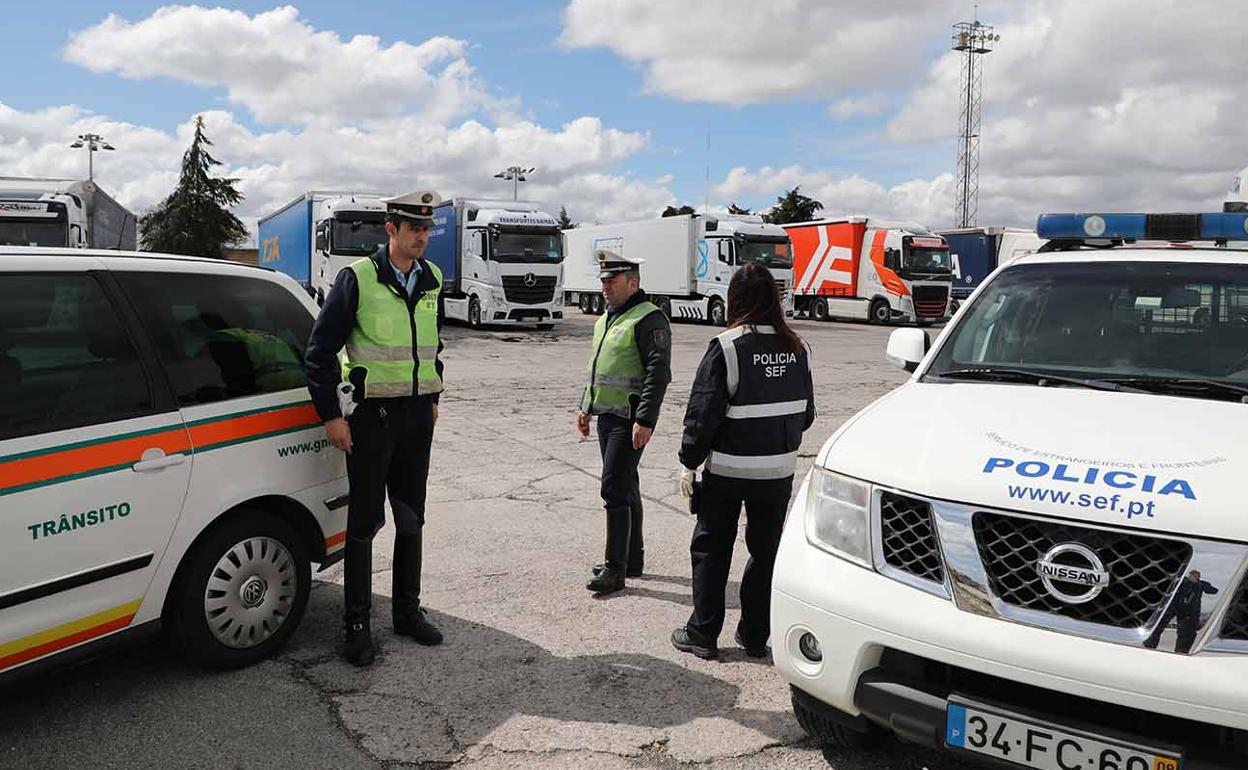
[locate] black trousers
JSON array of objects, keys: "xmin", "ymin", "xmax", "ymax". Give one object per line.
[
  {"xmin": 1144, "ymin": 606, "xmax": 1200, "ymax": 653},
  {"xmin": 345, "ymin": 396, "xmax": 435, "ymax": 538},
  {"xmin": 596, "ymin": 414, "xmax": 644, "ymax": 566},
  {"xmin": 687, "ymin": 473, "xmax": 791, "ymax": 644}
]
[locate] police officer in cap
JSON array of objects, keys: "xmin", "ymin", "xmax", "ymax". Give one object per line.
[
  {"xmin": 577, "ymin": 250, "xmax": 671, "ymax": 595},
  {"xmin": 306, "ymin": 190, "xmax": 447, "ymax": 666}
]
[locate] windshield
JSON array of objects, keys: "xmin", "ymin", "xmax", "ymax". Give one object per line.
[
  {"xmin": 905, "ymin": 246, "xmax": 952, "ymax": 273},
  {"xmin": 926, "ymin": 260, "xmax": 1248, "ymax": 398},
  {"xmin": 0, "ymin": 220, "xmax": 68, "ymax": 247},
  {"xmin": 739, "ymin": 238, "xmax": 792, "ymax": 269},
  {"xmin": 492, "ymin": 230, "xmax": 563, "ymax": 263},
  {"xmin": 330, "ymin": 216, "xmax": 386, "ymax": 257}
]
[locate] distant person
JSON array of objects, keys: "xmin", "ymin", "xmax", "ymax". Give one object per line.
[
  {"xmin": 671, "ymin": 263, "xmax": 816, "ymax": 660},
  {"xmin": 1145, "ymin": 569, "xmax": 1218, "ymax": 654}
]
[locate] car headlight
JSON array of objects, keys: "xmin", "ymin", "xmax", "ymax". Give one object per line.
[{"xmin": 804, "ymin": 468, "xmax": 873, "ymax": 568}]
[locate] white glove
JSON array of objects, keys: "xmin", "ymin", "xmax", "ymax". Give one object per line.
[{"xmin": 679, "ymin": 467, "xmax": 697, "ymax": 498}]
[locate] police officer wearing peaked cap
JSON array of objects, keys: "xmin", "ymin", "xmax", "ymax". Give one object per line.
[
  {"xmin": 577, "ymin": 250, "xmax": 672, "ymax": 595},
  {"xmin": 305, "ymin": 189, "xmax": 448, "ymax": 666}
]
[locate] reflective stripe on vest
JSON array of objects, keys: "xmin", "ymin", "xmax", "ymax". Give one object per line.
[
  {"xmin": 211, "ymin": 328, "xmax": 305, "ymax": 391},
  {"xmin": 345, "ymin": 257, "xmax": 443, "ymax": 398},
  {"xmin": 580, "ymin": 300, "xmax": 660, "ymax": 418},
  {"xmin": 716, "ymin": 324, "xmax": 776, "ymax": 397},
  {"xmin": 705, "ymin": 450, "xmax": 798, "ymax": 480},
  {"xmin": 725, "ymin": 399, "xmax": 807, "ymax": 419}
]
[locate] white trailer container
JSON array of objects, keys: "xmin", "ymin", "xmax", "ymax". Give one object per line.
[
  {"xmin": 0, "ymin": 177, "xmax": 136, "ymax": 250},
  {"xmin": 563, "ymin": 214, "xmax": 793, "ymax": 325}
]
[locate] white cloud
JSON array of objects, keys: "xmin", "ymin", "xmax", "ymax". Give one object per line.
[
  {"xmin": 827, "ymin": 93, "xmax": 888, "ymax": 120},
  {"xmin": 64, "ymin": 5, "xmax": 497, "ymax": 125},
  {"xmin": 560, "ymin": 0, "xmax": 972, "ymax": 106}
]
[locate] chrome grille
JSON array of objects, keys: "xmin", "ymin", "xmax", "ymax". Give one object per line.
[
  {"xmin": 972, "ymin": 512, "xmax": 1191, "ymax": 629},
  {"xmin": 1222, "ymin": 578, "xmax": 1248, "ymax": 641},
  {"xmin": 501, "ymin": 275, "xmax": 556, "ymax": 305},
  {"xmin": 880, "ymin": 492, "xmax": 945, "ymax": 584}
]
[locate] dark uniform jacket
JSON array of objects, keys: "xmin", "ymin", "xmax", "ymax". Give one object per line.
[
  {"xmin": 680, "ymin": 324, "xmax": 815, "ymax": 480},
  {"xmin": 1172, "ymin": 578, "xmax": 1218, "ymax": 619},
  {"xmin": 601, "ymin": 290, "xmax": 671, "ymax": 428},
  {"xmin": 305, "ymin": 244, "xmax": 446, "ymax": 422}
]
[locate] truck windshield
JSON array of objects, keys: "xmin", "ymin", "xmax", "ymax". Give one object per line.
[
  {"xmin": 331, "ymin": 216, "xmax": 387, "ymax": 257},
  {"xmin": 905, "ymin": 246, "xmax": 952, "ymax": 273},
  {"xmin": 492, "ymin": 231, "xmax": 563, "ymax": 263},
  {"xmin": 926, "ymin": 260, "xmax": 1248, "ymax": 401},
  {"xmin": 739, "ymin": 238, "xmax": 792, "ymax": 269},
  {"xmin": 0, "ymin": 220, "xmax": 68, "ymax": 247}
]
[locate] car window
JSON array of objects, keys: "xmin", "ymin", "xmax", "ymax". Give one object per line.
[
  {"xmin": 118, "ymin": 272, "xmax": 312, "ymax": 406},
  {"xmin": 0, "ymin": 273, "xmax": 153, "ymax": 440}
]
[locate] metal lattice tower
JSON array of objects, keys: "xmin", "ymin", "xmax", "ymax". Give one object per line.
[{"xmin": 952, "ymin": 19, "xmax": 998, "ymax": 227}]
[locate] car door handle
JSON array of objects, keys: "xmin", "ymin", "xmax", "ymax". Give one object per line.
[{"xmin": 132, "ymin": 448, "xmax": 187, "ymax": 472}]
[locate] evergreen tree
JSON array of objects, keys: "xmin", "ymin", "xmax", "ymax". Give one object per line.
[
  {"xmin": 762, "ymin": 186, "xmax": 823, "ymax": 225},
  {"xmin": 727, "ymin": 202, "xmax": 752, "ymax": 215},
  {"xmin": 140, "ymin": 116, "xmax": 248, "ymax": 258},
  {"xmin": 661, "ymin": 204, "xmax": 697, "ymax": 217},
  {"xmin": 557, "ymin": 205, "xmax": 577, "ymax": 229}
]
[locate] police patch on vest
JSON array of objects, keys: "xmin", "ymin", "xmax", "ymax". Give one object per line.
[
  {"xmin": 755, "ymin": 351, "xmax": 797, "ymax": 378},
  {"xmin": 652, "ymin": 328, "xmax": 670, "ymax": 349}
]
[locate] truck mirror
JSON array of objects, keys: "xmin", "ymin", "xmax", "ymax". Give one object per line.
[
  {"xmin": 69, "ymin": 224, "xmax": 84, "ymax": 247},
  {"xmin": 885, "ymin": 328, "xmax": 930, "ymax": 373}
]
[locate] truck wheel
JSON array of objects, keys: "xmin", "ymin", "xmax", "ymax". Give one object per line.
[
  {"xmin": 870, "ymin": 299, "xmax": 891, "ymax": 325},
  {"xmin": 708, "ymin": 298, "xmax": 726, "ymax": 327},
  {"xmin": 590, "ymin": 294, "xmax": 604, "ymax": 315},
  {"xmin": 579, "ymin": 295, "xmax": 591, "ymax": 314},
  {"xmin": 167, "ymin": 510, "xmax": 310, "ymax": 669},
  {"xmin": 656, "ymin": 296, "xmax": 672, "ymax": 319},
  {"xmin": 813, "ymin": 297, "xmax": 830, "ymax": 322},
  {"xmin": 469, "ymin": 296, "xmax": 483, "ymax": 328}
]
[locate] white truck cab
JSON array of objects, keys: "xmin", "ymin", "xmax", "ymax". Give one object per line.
[
  {"xmin": 774, "ymin": 212, "xmax": 1248, "ymax": 769},
  {"xmin": 0, "ymin": 247, "xmax": 347, "ymax": 678}
]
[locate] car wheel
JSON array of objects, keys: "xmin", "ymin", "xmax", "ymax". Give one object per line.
[
  {"xmin": 870, "ymin": 299, "xmax": 890, "ymax": 325},
  {"xmin": 469, "ymin": 296, "xmax": 483, "ymax": 328},
  {"xmin": 708, "ymin": 298, "xmax": 726, "ymax": 327},
  {"xmin": 813, "ymin": 297, "xmax": 830, "ymax": 322},
  {"xmin": 169, "ymin": 510, "xmax": 310, "ymax": 669},
  {"xmin": 791, "ymin": 692, "xmax": 885, "ymax": 754}
]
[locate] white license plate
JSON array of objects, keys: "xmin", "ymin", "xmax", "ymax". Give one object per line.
[{"xmin": 946, "ymin": 699, "xmax": 1181, "ymax": 770}]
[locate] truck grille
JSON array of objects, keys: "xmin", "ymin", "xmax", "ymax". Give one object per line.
[
  {"xmin": 879, "ymin": 492, "xmax": 945, "ymax": 584},
  {"xmin": 972, "ymin": 513, "xmax": 1191, "ymax": 629},
  {"xmin": 912, "ymin": 285, "xmax": 949, "ymax": 318},
  {"xmin": 501, "ymin": 275, "xmax": 557, "ymax": 305},
  {"xmin": 1222, "ymin": 578, "xmax": 1248, "ymax": 641}
]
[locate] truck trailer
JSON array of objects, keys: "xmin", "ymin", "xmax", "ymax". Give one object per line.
[
  {"xmin": 563, "ymin": 214, "xmax": 793, "ymax": 325},
  {"xmin": 424, "ymin": 198, "xmax": 565, "ymax": 328},
  {"xmin": 938, "ymin": 226, "xmax": 1045, "ymax": 301},
  {"xmin": 785, "ymin": 216, "xmax": 952, "ymax": 325},
  {"xmin": 257, "ymin": 191, "xmax": 388, "ymax": 302},
  {"xmin": 0, "ymin": 177, "xmax": 136, "ymax": 250}
]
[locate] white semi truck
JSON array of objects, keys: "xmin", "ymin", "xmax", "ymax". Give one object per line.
[
  {"xmin": 563, "ymin": 214, "xmax": 794, "ymax": 325},
  {"xmin": 0, "ymin": 177, "xmax": 136, "ymax": 250},
  {"xmin": 425, "ymin": 199, "xmax": 565, "ymax": 329},
  {"xmin": 257, "ymin": 191, "xmax": 388, "ymax": 303}
]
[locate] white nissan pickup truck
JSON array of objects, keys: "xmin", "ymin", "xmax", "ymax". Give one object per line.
[{"xmin": 773, "ymin": 212, "xmax": 1248, "ymax": 770}]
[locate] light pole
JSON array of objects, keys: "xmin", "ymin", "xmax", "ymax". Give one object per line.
[
  {"xmin": 493, "ymin": 166, "xmax": 535, "ymax": 201},
  {"xmin": 69, "ymin": 133, "xmax": 116, "ymax": 183}
]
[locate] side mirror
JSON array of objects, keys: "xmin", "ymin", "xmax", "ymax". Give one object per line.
[
  {"xmin": 315, "ymin": 225, "xmax": 328, "ymax": 252},
  {"xmin": 886, "ymin": 328, "xmax": 930, "ymax": 373},
  {"xmin": 69, "ymin": 223, "xmax": 84, "ymax": 247}
]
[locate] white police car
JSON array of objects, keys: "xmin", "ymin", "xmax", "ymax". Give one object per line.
[
  {"xmin": 0, "ymin": 247, "xmax": 347, "ymax": 676},
  {"xmin": 773, "ymin": 213, "xmax": 1248, "ymax": 769}
]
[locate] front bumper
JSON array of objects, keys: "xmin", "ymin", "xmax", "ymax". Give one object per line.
[{"xmin": 771, "ymin": 486, "xmax": 1248, "ymax": 759}]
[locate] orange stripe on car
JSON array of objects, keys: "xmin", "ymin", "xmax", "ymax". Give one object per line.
[{"xmin": 0, "ymin": 600, "xmax": 141, "ymax": 673}]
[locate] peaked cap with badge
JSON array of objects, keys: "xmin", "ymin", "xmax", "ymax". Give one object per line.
[
  {"xmin": 596, "ymin": 248, "xmax": 645, "ymax": 279},
  {"xmin": 382, "ymin": 190, "xmax": 442, "ymax": 223}
]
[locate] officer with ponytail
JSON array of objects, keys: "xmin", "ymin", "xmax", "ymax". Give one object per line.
[{"xmin": 671, "ymin": 262, "xmax": 816, "ymax": 660}]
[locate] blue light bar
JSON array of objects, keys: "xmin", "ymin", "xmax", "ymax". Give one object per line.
[{"xmin": 1037, "ymin": 212, "xmax": 1248, "ymax": 242}]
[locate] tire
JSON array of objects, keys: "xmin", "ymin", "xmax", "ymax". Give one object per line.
[
  {"xmin": 469, "ymin": 296, "xmax": 483, "ymax": 329},
  {"xmin": 590, "ymin": 294, "xmax": 604, "ymax": 315},
  {"xmin": 870, "ymin": 299, "xmax": 891, "ymax": 325},
  {"xmin": 655, "ymin": 296, "xmax": 672, "ymax": 319},
  {"xmin": 579, "ymin": 294, "xmax": 591, "ymax": 314},
  {"xmin": 792, "ymin": 691, "xmax": 885, "ymax": 753},
  {"xmin": 813, "ymin": 297, "xmax": 830, "ymax": 322},
  {"xmin": 708, "ymin": 297, "xmax": 726, "ymax": 327},
  {"xmin": 168, "ymin": 510, "xmax": 311, "ymax": 669}
]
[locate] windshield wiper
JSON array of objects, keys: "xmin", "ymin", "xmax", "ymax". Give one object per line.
[
  {"xmin": 937, "ymin": 367, "xmax": 1146, "ymax": 393},
  {"xmin": 1103, "ymin": 377, "xmax": 1248, "ymax": 402}
]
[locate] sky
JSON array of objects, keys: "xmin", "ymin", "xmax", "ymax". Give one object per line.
[{"xmin": 1, "ymin": 1, "xmax": 1245, "ymax": 243}]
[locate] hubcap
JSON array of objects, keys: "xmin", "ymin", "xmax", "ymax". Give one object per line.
[{"xmin": 204, "ymin": 537, "xmax": 296, "ymax": 650}]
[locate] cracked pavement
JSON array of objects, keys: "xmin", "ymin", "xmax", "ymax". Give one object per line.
[{"xmin": 0, "ymin": 313, "xmax": 974, "ymax": 769}]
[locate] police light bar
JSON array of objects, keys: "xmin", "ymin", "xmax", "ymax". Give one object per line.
[{"xmin": 1037, "ymin": 212, "xmax": 1248, "ymax": 242}]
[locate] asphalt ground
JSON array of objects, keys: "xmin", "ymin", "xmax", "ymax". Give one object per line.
[{"xmin": 0, "ymin": 311, "xmax": 980, "ymax": 770}]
